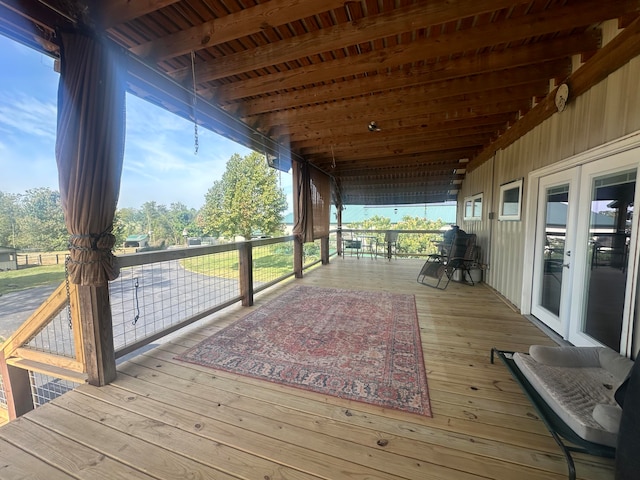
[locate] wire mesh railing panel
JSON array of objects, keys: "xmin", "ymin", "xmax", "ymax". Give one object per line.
[
  {"xmin": 110, "ymin": 250, "xmax": 241, "ymax": 351},
  {"xmin": 29, "ymin": 371, "xmax": 79, "ymax": 408},
  {"xmin": 303, "ymin": 239, "xmax": 322, "ymax": 268},
  {"xmin": 252, "ymin": 240, "xmax": 295, "ymax": 286},
  {"xmin": 329, "ymin": 232, "xmax": 338, "ymax": 256},
  {"xmin": 25, "ymin": 306, "xmax": 76, "ymax": 358},
  {"xmin": 0, "ymin": 374, "xmax": 7, "ymax": 409},
  {"xmin": 344, "ymin": 229, "xmax": 446, "ymax": 258}
]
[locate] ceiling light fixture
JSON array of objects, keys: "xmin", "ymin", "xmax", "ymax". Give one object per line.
[{"xmin": 368, "ymin": 121, "xmax": 381, "ymax": 132}]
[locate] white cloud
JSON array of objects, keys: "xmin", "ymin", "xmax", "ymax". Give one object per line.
[{"xmin": 0, "ymin": 92, "xmax": 57, "ymax": 140}]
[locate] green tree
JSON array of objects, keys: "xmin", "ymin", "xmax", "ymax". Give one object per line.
[
  {"xmin": 113, "ymin": 207, "xmax": 146, "ymax": 247},
  {"xmin": 18, "ymin": 188, "xmax": 67, "ymax": 251},
  {"xmin": 396, "ymin": 216, "xmax": 447, "ymax": 256},
  {"xmin": 0, "ymin": 191, "xmax": 19, "ymax": 247},
  {"xmin": 200, "ymin": 152, "xmax": 287, "ymax": 239},
  {"xmin": 168, "ymin": 202, "xmax": 198, "ymax": 244}
]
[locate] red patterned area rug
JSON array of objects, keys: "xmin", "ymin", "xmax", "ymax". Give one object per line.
[{"xmin": 176, "ymin": 285, "xmax": 431, "ymax": 416}]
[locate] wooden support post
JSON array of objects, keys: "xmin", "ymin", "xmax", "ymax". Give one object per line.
[
  {"xmin": 321, "ymin": 236, "xmax": 330, "ymax": 265},
  {"xmin": 0, "ymin": 351, "xmax": 34, "ymax": 420},
  {"xmin": 76, "ymin": 285, "xmax": 116, "ymax": 386},
  {"xmin": 294, "ymin": 236, "xmax": 303, "ymax": 278},
  {"xmin": 239, "ymin": 242, "xmax": 254, "ymax": 306}
]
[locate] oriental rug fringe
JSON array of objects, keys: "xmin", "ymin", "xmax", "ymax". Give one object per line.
[{"xmin": 176, "ymin": 285, "xmax": 431, "ymax": 416}]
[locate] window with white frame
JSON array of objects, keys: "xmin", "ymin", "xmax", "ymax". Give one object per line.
[
  {"xmin": 498, "ymin": 179, "xmax": 523, "ymax": 221},
  {"xmin": 463, "ymin": 193, "xmax": 483, "ymax": 221}
]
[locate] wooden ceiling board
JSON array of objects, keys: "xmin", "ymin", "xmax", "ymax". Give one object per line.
[{"xmin": 2, "ymin": 0, "xmax": 639, "ymax": 204}]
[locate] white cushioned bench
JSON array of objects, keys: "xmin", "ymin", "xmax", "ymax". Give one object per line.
[
  {"xmin": 491, "ymin": 345, "xmax": 634, "ymax": 480},
  {"xmin": 513, "ymin": 345, "xmax": 633, "ymax": 447}
]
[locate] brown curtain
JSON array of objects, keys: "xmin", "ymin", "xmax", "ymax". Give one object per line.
[
  {"xmin": 292, "ymin": 161, "xmax": 313, "ymax": 243},
  {"xmin": 293, "ymin": 161, "xmax": 331, "ymax": 242},
  {"xmin": 56, "ymin": 30, "xmax": 125, "ymax": 286},
  {"xmin": 310, "ymin": 167, "xmax": 330, "ymax": 239}
]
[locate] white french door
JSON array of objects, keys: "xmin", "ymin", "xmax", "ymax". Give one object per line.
[
  {"xmin": 568, "ymin": 153, "xmax": 639, "ymax": 352},
  {"xmin": 531, "ymin": 168, "xmax": 579, "ymax": 338},
  {"xmin": 530, "ymin": 149, "xmax": 640, "ymax": 353}
]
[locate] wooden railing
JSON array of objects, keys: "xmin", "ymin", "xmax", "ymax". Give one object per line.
[
  {"xmin": 0, "ymin": 229, "xmax": 441, "ymax": 421},
  {"xmin": 0, "ymin": 282, "xmax": 87, "ymax": 418},
  {"xmin": 0, "ymin": 234, "xmax": 334, "ymax": 420}
]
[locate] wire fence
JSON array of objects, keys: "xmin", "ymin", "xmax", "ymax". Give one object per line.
[
  {"xmin": 110, "ymin": 248, "xmax": 241, "ymax": 354},
  {"xmin": 25, "ymin": 306, "xmax": 76, "ymax": 358},
  {"xmin": 252, "ymin": 239, "xmax": 295, "ymax": 290},
  {"xmin": 29, "ymin": 371, "xmax": 80, "ymax": 408},
  {"xmin": 0, "ymin": 374, "xmax": 6, "ymax": 410}
]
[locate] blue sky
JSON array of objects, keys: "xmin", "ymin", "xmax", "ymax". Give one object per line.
[{"xmin": 0, "ymin": 34, "xmax": 292, "ymax": 211}]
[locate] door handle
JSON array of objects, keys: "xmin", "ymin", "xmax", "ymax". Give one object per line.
[{"xmin": 562, "ymin": 263, "xmax": 570, "ymax": 269}]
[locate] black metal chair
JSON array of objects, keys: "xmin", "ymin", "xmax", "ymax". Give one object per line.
[
  {"xmin": 417, "ymin": 231, "xmax": 477, "ymax": 289},
  {"xmin": 341, "ymin": 233, "xmax": 362, "ymax": 258}
]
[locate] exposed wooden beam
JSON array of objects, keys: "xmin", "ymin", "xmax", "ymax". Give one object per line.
[
  {"xmin": 261, "ymin": 86, "xmax": 541, "ymax": 134},
  {"xmin": 320, "ymin": 152, "xmax": 474, "ymax": 174},
  {"xmin": 340, "ymin": 174, "xmax": 465, "ymax": 187},
  {"xmin": 298, "ymin": 125, "xmax": 502, "ymax": 156},
  {"xmin": 275, "ymin": 100, "xmax": 528, "ymax": 145},
  {"xmin": 129, "ymin": 0, "xmax": 349, "ymax": 60},
  {"xmin": 288, "ymin": 114, "xmax": 513, "ymax": 147},
  {"xmin": 214, "ymin": 32, "xmax": 598, "ymax": 103},
  {"xmin": 342, "ymin": 185, "xmax": 454, "ymax": 198},
  {"xmin": 101, "ymin": 0, "xmax": 181, "ymax": 28},
  {"xmin": 471, "ymin": 14, "xmax": 640, "ymax": 168},
  {"xmin": 214, "ymin": 30, "xmax": 601, "ymax": 107},
  {"xmin": 249, "ymin": 78, "xmax": 546, "ymax": 129},
  {"xmin": 203, "ymin": 0, "xmax": 632, "ymax": 99},
  {"xmin": 310, "ymin": 134, "xmax": 489, "ymax": 162},
  {"xmin": 174, "ymin": 0, "xmax": 521, "ymax": 81}
]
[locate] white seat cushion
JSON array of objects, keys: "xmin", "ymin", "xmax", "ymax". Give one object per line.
[{"xmin": 514, "ymin": 352, "xmax": 619, "ymax": 447}]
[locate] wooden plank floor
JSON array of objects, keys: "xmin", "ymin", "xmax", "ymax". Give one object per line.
[{"xmin": 0, "ymin": 259, "xmax": 615, "ymax": 479}]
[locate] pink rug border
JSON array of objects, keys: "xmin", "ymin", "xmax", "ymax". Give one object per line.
[{"xmin": 176, "ymin": 285, "xmax": 431, "ymax": 417}]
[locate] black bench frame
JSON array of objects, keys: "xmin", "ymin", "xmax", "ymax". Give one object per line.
[{"xmin": 490, "ymin": 348, "xmax": 616, "ymax": 480}]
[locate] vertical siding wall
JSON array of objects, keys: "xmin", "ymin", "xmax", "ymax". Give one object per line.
[{"xmin": 459, "ymin": 23, "xmax": 640, "ymax": 309}]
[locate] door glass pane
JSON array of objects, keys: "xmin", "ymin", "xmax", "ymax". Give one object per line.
[
  {"xmin": 540, "ymin": 184, "xmax": 569, "ymax": 316},
  {"xmin": 583, "ymin": 169, "xmax": 636, "ymax": 351}
]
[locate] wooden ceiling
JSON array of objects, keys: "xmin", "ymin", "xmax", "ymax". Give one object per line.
[{"xmin": 2, "ymin": 0, "xmax": 639, "ymax": 205}]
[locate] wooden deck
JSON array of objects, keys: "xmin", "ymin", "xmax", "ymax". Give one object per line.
[{"xmin": 0, "ymin": 259, "xmax": 615, "ymax": 479}]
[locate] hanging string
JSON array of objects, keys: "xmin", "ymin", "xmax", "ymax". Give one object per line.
[
  {"xmin": 331, "ymin": 144, "xmax": 336, "ymax": 169},
  {"xmin": 191, "ymin": 51, "xmax": 199, "ymax": 155}
]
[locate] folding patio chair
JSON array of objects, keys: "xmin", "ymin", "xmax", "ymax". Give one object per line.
[
  {"xmin": 375, "ymin": 231, "xmax": 399, "ymax": 260},
  {"xmin": 417, "ymin": 232, "xmax": 477, "ymax": 289}
]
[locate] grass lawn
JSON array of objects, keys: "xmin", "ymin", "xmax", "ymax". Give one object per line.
[
  {"xmin": 0, "ymin": 265, "xmax": 65, "ymax": 295},
  {"xmin": 182, "ymin": 250, "xmax": 296, "ymax": 282}
]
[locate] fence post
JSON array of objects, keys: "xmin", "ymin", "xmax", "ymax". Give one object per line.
[
  {"xmin": 239, "ymin": 242, "xmax": 254, "ymax": 306},
  {"xmin": 0, "ymin": 351, "xmax": 34, "ymax": 420}
]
